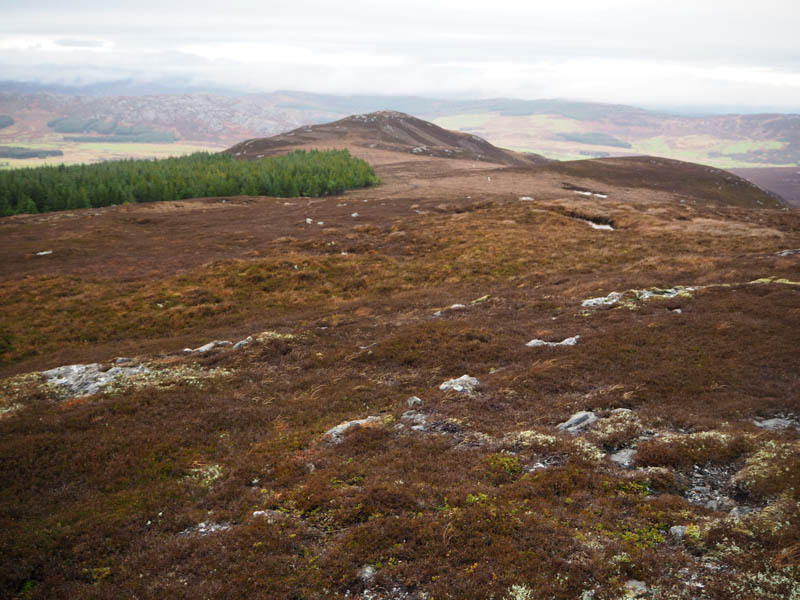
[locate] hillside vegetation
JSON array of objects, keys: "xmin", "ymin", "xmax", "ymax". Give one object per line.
[
  {"xmin": 0, "ymin": 115, "xmax": 798, "ymax": 600},
  {"xmin": 0, "ymin": 149, "xmax": 380, "ymax": 216}
]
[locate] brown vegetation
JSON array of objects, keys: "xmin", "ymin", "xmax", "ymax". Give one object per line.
[{"xmin": 1, "ymin": 114, "xmax": 799, "ymax": 599}]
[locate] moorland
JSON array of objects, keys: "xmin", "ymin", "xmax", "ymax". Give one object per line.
[{"xmin": 0, "ymin": 112, "xmax": 798, "ymax": 599}]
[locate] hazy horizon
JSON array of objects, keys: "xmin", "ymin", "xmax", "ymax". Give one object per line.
[{"xmin": 2, "ymin": 1, "xmax": 799, "ymax": 113}]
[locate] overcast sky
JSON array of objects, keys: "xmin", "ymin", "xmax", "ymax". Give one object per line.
[{"xmin": 1, "ymin": 0, "xmax": 799, "ymax": 110}]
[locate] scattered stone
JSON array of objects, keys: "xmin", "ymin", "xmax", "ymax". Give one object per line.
[
  {"xmin": 233, "ymin": 336, "xmax": 253, "ymax": 350},
  {"xmin": 471, "ymin": 295, "xmax": 490, "ymax": 304},
  {"xmin": 776, "ymin": 248, "xmax": 800, "ymax": 257},
  {"xmin": 351, "ymin": 212, "xmax": 359, "ymax": 217},
  {"xmin": 177, "ymin": 521, "xmax": 231, "ymax": 536},
  {"xmin": 519, "ymin": 196, "xmax": 534, "ymax": 201},
  {"xmin": 754, "ymin": 417, "xmax": 794, "ymax": 430},
  {"xmin": 581, "ymin": 291, "xmax": 624, "ymax": 308},
  {"xmin": 624, "ymin": 579, "xmax": 649, "ymax": 598},
  {"xmin": 448, "ymin": 303, "xmax": 467, "ymax": 311},
  {"xmin": 35, "ymin": 250, "xmax": 53, "ymax": 256},
  {"xmin": 324, "ymin": 416, "xmax": 382, "ymax": 443},
  {"xmin": 114, "ymin": 357, "xmax": 133, "ymax": 364},
  {"xmin": 401, "ymin": 411, "xmax": 427, "ymax": 428},
  {"xmin": 407, "ymin": 396, "xmax": 423, "ymax": 408},
  {"xmin": 185, "ymin": 340, "xmax": 232, "ymax": 354},
  {"xmin": 42, "ymin": 363, "xmax": 148, "ymax": 397},
  {"xmin": 582, "ymin": 286, "xmax": 695, "ymax": 309},
  {"xmin": 305, "ymin": 218, "xmax": 314, "ymax": 224},
  {"xmin": 556, "ymin": 411, "xmax": 598, "ymax": 433},
  {"xmin": 729, "ymin": 506, "xmax": 755, "ymax": 519},
  {"xmin": 669, "ymin": 525, "xmax": 687, "ymax": 540},
  {"xmin": 526, "ymin": 335, "xmax": 580, "ymax": 348},
  {"xmin": 252, "ymin": 509, "xmax": 289, "ymax": 523},
  {"xmin": 583, "ymin": 220, "xmax": 614, "ymax": 231},
  {"xmin": 609, "ymin": 448, "xmax": 637, "ymax": 468},
  {"xmin": 359, "ymin": 565, "xmax": 377, "ymax": 583},
  {"xmin": 439, "ymin": 375, "xmax": 480, "ymax": 394}
]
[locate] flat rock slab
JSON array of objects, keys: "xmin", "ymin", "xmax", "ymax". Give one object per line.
[{"xmin": 43, "ymin": 363, "xmax": 148, "ymax": 397}]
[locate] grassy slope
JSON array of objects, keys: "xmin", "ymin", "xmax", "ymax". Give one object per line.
[{"xmin": 0, "ymin": 149, "xmax": 799, "ymax": 599}]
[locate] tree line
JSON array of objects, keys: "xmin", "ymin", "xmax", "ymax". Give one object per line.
[{"xmin": 0, "ymin": 150, "xmax": 381, "ymax": 216}]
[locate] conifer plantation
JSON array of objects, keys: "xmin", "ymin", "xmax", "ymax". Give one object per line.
[{"xmin": 0, "ymin": 149, "xmax": 380, "ymax": 216}]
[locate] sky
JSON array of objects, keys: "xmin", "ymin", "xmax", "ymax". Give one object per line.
[{"xmin": 1, "ymin": 0, "xmax": 799, "ymax": 111}]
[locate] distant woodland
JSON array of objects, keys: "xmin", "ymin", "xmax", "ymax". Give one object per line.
[
  {"xmin": 0, "ymin": 147, "xmax": 63, "ymax": 159},
  {"xmin": 0, "ymin": 116, "xmax": 14, "ymax": 130},
  {"xmin": 47, "ymin": 117, "xmax": 178, "ymax": 143},
  {"xmin": 0, "ymin": 150, "xmax": 380, "ymax": 216}
]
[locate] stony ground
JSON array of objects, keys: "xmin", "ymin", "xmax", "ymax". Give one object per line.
[{"xmin": 1, "ymin": 133, "xmax": 799, "ymax": 599}]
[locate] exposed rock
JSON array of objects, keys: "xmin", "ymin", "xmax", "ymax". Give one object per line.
[
  {"xmin": 359, "ymin": 565, "xmax": 377, "ymax": 583},
  {"xmin": 233, "ymin": 336, "xmax": 253, "ymax": 350},
  {"xmin": 177, "ymin": 521, "xmax": 231, "ymax": 537},
  {"xmin": 776, "ymin": 248, "xmax": 800, "ymax": 256},
  {"xmin": 609, "ymin": 448, "xmax": 637, "ymax": 468},
  {"xmin": 556, "ymin": 411, "xmax": 598, "ymax": 433},
  {"xmin": 582, "ymin": 286, "xmax": 695, "ymax": 309},
  {"xmin": 624, "ymin": 579, "xmax": 649, "ymax": 598},
  {"xmin": 406, "ymin": 396, "xmax": 423, "ymax": 408},
  {"xmin": 729, "ymin": 506, "xmax": 755, "ymax": 519},
  {"xmin": 42, "ymin": 363, "xmax": 148, "ymax": 397},
  {"xmin": 252, "ymin": 509, "xmax": 290, "ymax": 523},
  {"xmin": 324, "ymin": 416, "xmax": 382, "ymax": 443},
  {"xmin": 669, "ymin": 525, "xmax": 687, "ymax": 540},
  {"xmin": 195, "ymin": 340, "xmax": 232, "ymax": 353},
  {"xmin": 526, "ymin": 335, "xmax": 580, "ymax": 348},
  {"xmin": 754, "ymin": 417, "xmax": 794, "ymax": 430},
  {"xmin": 35, "ymin": 250, "xmax": 53, "ymax": 256},
  {"xmin": 401, "ymin": 411, "xmax": 427, "ymax": 430},
  {"xmin": 439, "ymin": 375, "xmax": 479, "ymax": 394}
]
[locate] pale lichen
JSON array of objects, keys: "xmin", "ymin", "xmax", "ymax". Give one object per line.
[{"xmin": 734, "ymin": 440, "xmax": 800, "ymax": 497}]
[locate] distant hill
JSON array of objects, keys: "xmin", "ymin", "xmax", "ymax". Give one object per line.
[{"xmin": 225, "ymin": 111, "xmax": 550, "ymax": 167}]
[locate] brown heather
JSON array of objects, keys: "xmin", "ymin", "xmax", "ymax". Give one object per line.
[{"xmin": 1, "ymin": 115, "xmax": 799, "ymax": 599}]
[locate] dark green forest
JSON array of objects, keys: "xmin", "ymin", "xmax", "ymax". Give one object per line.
[
  {"xmin": 0, "ymin": 147, "xmax": 63, "ymax": 159},
  {"xmin": 0, "ymin": 150, "xmax": 380, "ymax": 216},
  {"xmin": 0, "ymin": 116, "xmax": 13, "ymax": 130},
  {"xmin": 47, "ymin": 117, "xmax": 178, "ymax": 143}
]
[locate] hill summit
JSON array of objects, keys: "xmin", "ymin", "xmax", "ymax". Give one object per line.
[{"xmin": 226, "ymin": 110, "xmax": 551, "ymax": 167}]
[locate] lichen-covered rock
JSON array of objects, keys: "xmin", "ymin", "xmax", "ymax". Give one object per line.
[
  {"xmin": 324, "ymin": 416, "xmax": 382, "ymax": 443},
  {"xmin": 754, "ymin": 417, "xmax": 795, "ymax": 430},
  {"xmin": 556, "ymin": 411, "xmax": 598, "ymax": 433},
  {"xmin": 610, "ymin": 448, "xmax": 637, "ymax": 468},
  {"xmin": 439, "ymin": 375, "xmax": 479, "ymax": 394},
  {"xmin": 42, "ymin": 363, "xmax": 148, "ymax": 397},
  {"xmin": 525, "ymin": 335, "xmax": 580, "ymax": 348},
  {"xmin": 177, "ymin": 521, "xmax": 231, "ymax": 536}
]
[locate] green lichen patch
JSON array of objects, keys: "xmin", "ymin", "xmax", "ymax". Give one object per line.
[{"xmin": 734, "ymin": 440, "xmax": 800, "ymax": 499}]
